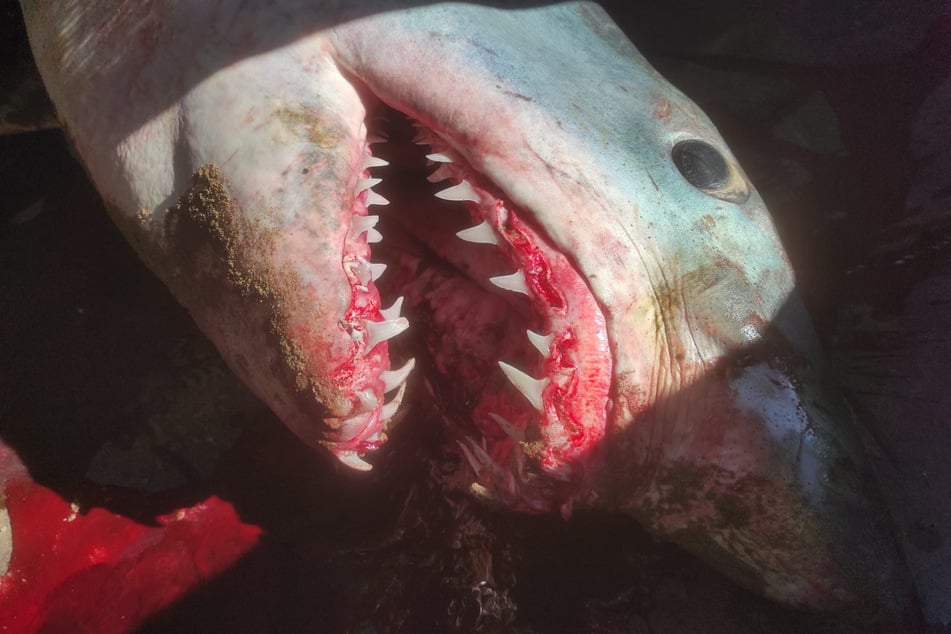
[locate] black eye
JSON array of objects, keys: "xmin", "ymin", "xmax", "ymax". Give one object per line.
[
  {"xmin": 673, "ymin": 140, "xmax": 728, "ymax": 189},
  {"xmin": 672, "ymin": 140, "xmax": 749, "ymax": 204}
]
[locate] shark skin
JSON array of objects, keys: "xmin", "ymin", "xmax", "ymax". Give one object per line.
[{"xmin": 17, "ymin": 0, "xmax": 910, "ymax": 615}]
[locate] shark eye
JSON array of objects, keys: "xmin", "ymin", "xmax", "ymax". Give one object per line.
[{"xmin": 672, "ymin": 140, "xmax": 750, "ymax": 204}]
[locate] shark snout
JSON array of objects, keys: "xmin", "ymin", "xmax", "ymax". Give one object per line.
[{"xmin": 598, "ymin": 287, "xmax": 910, "ymax": 610}]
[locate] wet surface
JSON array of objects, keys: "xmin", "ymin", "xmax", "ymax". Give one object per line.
[{"xmin": 1, "ymin": 1, "xmax": 950, "ymax": 631}]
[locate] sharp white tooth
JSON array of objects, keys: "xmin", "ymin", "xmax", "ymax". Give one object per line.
[
  {"xmin": 527, "ymin": 330, "xmax": 554, "ymax": 356},
  {"xmin": 350, "ymin": 259, "xmax": 385, "ymax": 285},
  {"xmin": 489, "ymin": 271, "xmax": 529, "ymax": 296},
  {"xmin": 412, "ymin": 129, "xmax": 433, "ymax": 144},
  {"xmin": 498, "ymin": 361, "xmax": 549, "ymax": 411},
  {"xmin": 456, "ymin": 220, "xmax": 498, "ymax": 245},
  {"xmin": 426, "ymin": 164, "xmax": 453, "ymax": 183},
  {"xmin": 364, "ymin": 317, "xmax": 409, "ymax": 350},
  {"xmin": 381, "ymin": 381, "xmax": 407, "ymax": 421},
  {"xmin": 365, "ymin": 430, "xmax": 387, "ymax": 444},
  {"xmin": 356, "ymin": 389, "xmax": 379, "ymax": 412},
  {"xmin": 426, "ymin": 152, "xmax": 454, "ymax": 163},
  {"xmin": 488, "ymin": 413, "xmax": 525, "ymax": 442},
  {"xmin": 357, "ymin": 177, "xmax": 382, "ymax": 193},
  {"xmin": 366, "ymin": 190, "xmax": 389, "ymax": 207},
  {"xmin": 363, "ymin": 156, "xmax": 389, "ymax": 169},
  {"xmin": 379, "ymin": 296, "xmax": 404, "ymax": 321},
  {"xmin": 381, "ymin": 357, "xmax": 415, "ymax": 393},
  {"xmin": 369, "ymin": 262, "xmax": 387, "ymax": 282},
  {"xmin": 366, "ymin": 227, "xmax": 383, "ymax": 243},
  {"xmin": 351, "ymin": 214, "xmax": 379, "ymax": 237},
  {"xmin": 337, "ymin": 411, "xmax": 371, "ymax": 438},
  {"xmin": 336, "ymin": 450, "xmax": 373, "ymax": 472},
  {"xmin": 435, "ymin": 180, "xmax": 479, "ymax": 202}
]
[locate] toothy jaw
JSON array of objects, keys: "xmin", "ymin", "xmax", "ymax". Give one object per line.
[{"xmin": 337, "ymin": 106, "xmax": 613, "ymax": 514}]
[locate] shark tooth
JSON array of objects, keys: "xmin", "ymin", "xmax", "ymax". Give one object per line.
[
  {"xmin": 426, "ymin": 164, "xmax": 454, "ymax": 183},
  {"xmin": 364, "ymin": 430, "xmax": 387, "ymax": 444},
  {"xmin": 365, "ymin": 317, "xmax": 409, "ymax": 350},
  {"xmin": 350, "ymin": 259, "xmax": 387, "ymax": 285},
  {"xmin": 336, "ymin": 450, "xmax": 372, "ymax": 472},
  {"xmin": 351, "ymin": 214, "xmax": 379, "ymax": 237},
  {"xmin": 457, "ymin": 440, "xmax": 486, "ymax": 477},
  {"xmin": 457, "ymin": 437, "xmax": 499, "ymax": 477},
  {"xmin": 363, "ymin": 155, "xmax": 389, "ymax": 169},
  {"xmin": 381, "ymin": 357, "xmax": 416, "ymax": 393},
  {"xmin": 498, "ymin": 361, "xmax": 549, "ymax": 410},
  {"xmin": 488, "ymin": 412, "xmax": 525, "ymax": 442},
  {"xmin": 366, "ymin": 227, "xmax": 383, "ymax": 243},
  {"xmin": 335, "ymin": 410, "xmax": 371, "ymax": 438},
  {"xmin": 357, "ymin": 177, "xmax": 382, "ymax": 193},
  {"xmin": 426, "ymin": 152, "xmax": 454, "ymax": 163},
  {"xmin": 411, "ymin": 127, "xmax": 438, "ymax": 145},
  {"xmin": 527, "ymin": 329, "xmax": 554, "ymax": 356},
  {"xmin": 456, "ymin": 220, "xmax": 498, "ymax": 245},
  {"xmin": 379, "ymin": 296, "xmax": 404, "ymax": 321},
  {"xmin": 435, "ymin": 180, "xmax": 479, "ymax": 202},
  {"xmin": 366, "ymin": 190, "xmax": 389, "ymax": 207},
  {"xmin": 368, "ymin": 262, "xmax": 387, "ymax": 282},
  {"xmin": 489, "ymin": 271, "xmax": 530, "ymax": 295},
  {"xmin": 381, "ymin": 381, "xmax": 407, "ymax": 421},
  {"xmin": 356, "ymin": 389, "xmax": 379, "ymax": 412}
]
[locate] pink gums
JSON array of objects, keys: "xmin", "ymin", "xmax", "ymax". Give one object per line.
[{"xmin": 324, "ymin": 152, "xmax": 397, "ymax": 456}]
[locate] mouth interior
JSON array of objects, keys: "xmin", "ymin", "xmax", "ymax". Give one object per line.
[{"xmin": 346, "ymin": 105, "xmax": 612, "ymax": 513}]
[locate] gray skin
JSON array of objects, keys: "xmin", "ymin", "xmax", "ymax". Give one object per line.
[{"xmin": 19, "ymin": 0, "xmax": 910, "ymax": 613}]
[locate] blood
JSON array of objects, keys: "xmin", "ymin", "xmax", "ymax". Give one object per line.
[
  {"xmin": 0, "ymin": 479, "xmax": 260, "ymax": 634},
  {"xmin": 499, "ymin": 209, "xmax": 567, "ymax": 311}
]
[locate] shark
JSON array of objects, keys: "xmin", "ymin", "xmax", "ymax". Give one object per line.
[{"xmin": 17, "ymin": 0, "xmax": 910, "ymax": 613}]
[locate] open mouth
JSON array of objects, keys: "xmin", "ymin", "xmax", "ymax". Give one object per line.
[{"xmin": 332, "ymin": 102, "xmax": 613, "ymax": 514}]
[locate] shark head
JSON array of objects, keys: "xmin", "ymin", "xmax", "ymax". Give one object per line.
[{"xmin": 21, "ymin": 0, "xmax": 910, "ymax": 613}]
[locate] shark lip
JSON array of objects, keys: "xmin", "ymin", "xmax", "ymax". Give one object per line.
[{"xmin": 341, "ymin": 105, "xmax": 613, "ymax": 513}]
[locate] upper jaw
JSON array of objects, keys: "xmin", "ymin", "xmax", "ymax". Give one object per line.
[
  {"xmin": 325, "ymin": 3, "xmax": 804, "ymax": 501},
  {"xmin": 345, "ymin": 31, "xmax": 906, "ymax": 602},
  {"xmin": 356, "ymin": 113, "xmax": 615, "ymax": 512}
]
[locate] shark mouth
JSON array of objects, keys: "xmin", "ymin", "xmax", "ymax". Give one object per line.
[{"xmin": 327, "ymin": 103, "xmax": 612, "ymax": 514}]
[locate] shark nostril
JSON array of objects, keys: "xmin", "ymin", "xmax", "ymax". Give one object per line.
[{"xmin": 672, "ymin": 139, "xmax": 750, "ymax": 204}]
